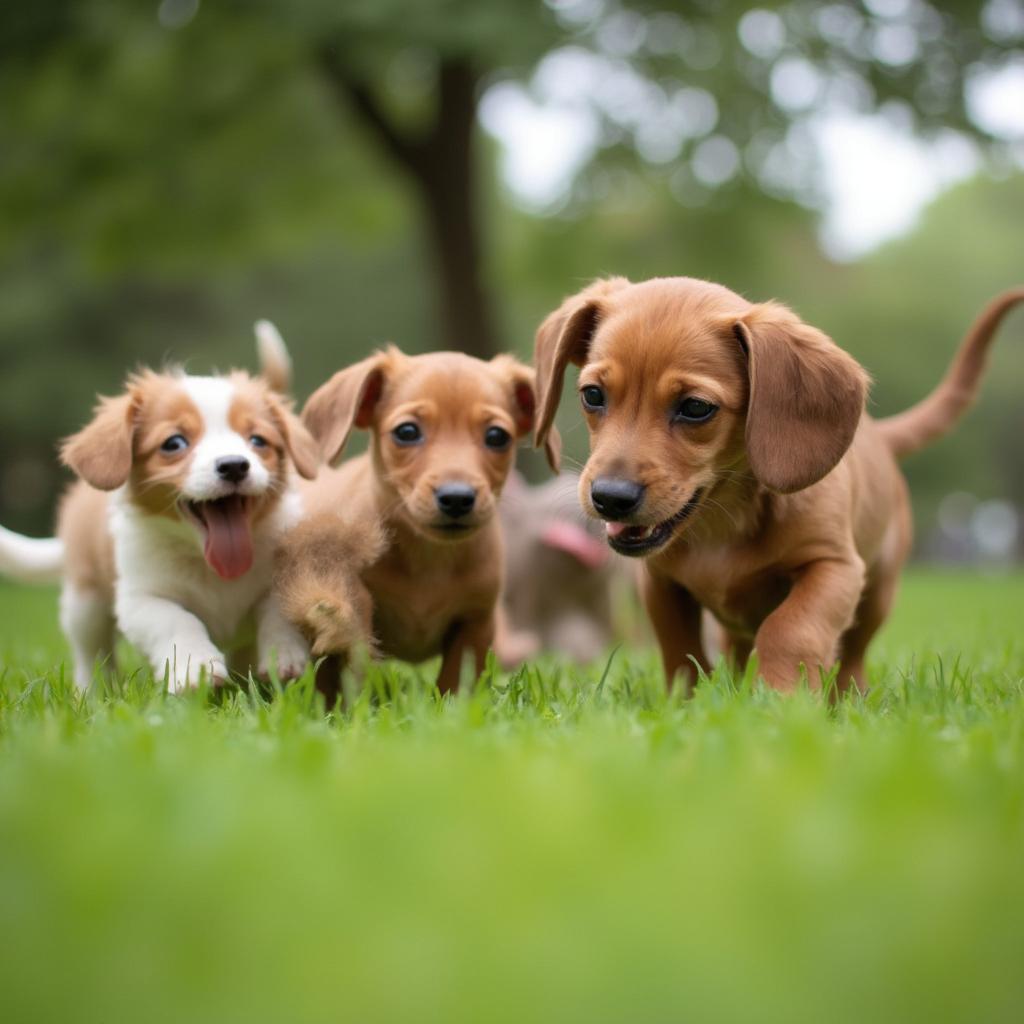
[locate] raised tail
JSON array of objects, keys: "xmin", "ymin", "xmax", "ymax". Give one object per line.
[
  {"xmin": 0, "ymin": 525, "xmax": 64, "ymax": 584},
  {"xmin": 255, "ymin": 319, "xmax": 293, "ymax": 394},
  {"xmin": 878, "ymin": 287, "xmax": 1024, "ymax": 459}
]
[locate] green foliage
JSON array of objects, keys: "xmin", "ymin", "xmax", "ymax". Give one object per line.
[
  {"xmin": 0, "ymin": 0, "xmax": 1011, "ymax": 270},
  {"xmin": 503, "ymin": 171, "xmax": 1024, "ymax": 541},
  {"xmin": 0, "ymin": 1, "xmax": 1020, "ymax": 541},
  {"xmin": 823, "ymin": 175, "xmax": 1024, "ymax": 525},
  {"xmin": 1, "ymin": 571, "xmax": 1023, "ymax": 1023},
  {"xmin": 0, "ymin": 5, "xmax": 404, "ymax": 269}
]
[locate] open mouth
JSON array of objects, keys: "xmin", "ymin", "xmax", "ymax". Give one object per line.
[
  {"xmin": 178, "ymin": 494, "xmax": 254, "ymax": 580},
  {"xmin": 604, "ymin": 489, "xmax": 704, "ymax": 557},
  {"xmin": 429, "ymin": 520, "xmax": 477, "ymax": 538}
]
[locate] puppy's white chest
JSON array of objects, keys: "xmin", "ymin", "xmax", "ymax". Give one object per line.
[
  {"xmin": 112, "ymin": 509, "xmax": 273, "ymax": 643},
  {"xmin": 161, "ymin": 555, "xmax": 270, "ymax": 641}
]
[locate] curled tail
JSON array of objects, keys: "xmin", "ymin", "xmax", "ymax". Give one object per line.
[
  {"xmin": 0, "ymin": 525, "xmax": 64, "ymax": 584},
  {"xmin": 879, "ymin": 287, "xmax": 1024, "ymax": 458},
  {"xmin": 255, "ymin": 319, "xmax": 293, "ymax": 394}
]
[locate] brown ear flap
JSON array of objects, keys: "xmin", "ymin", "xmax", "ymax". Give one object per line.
[
  {"xmin": 490, "ymin": 355, "xmax": 561, "ymax": 472},
  {"xmin": 533, "ymin": 277, "xmax": 629, "ymax": 464},
  {"xmin": 301, "ymin": 351, "xmax": 390, "ymax": 467},
  {"xmin": 737, "ymin": 303, "xmax": 869, "ymax": 493},
  {"xmin": 60, "ymin": 392, "xmax": 137, "ymax": 490},
  {"xmin": 266, "ymin": 395, "xmax": 320, "ymax": 480}
]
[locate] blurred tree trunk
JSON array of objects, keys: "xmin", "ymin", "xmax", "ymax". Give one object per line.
[{"xmin": 319, "ymin": 52, "xmax": 498, "ymax": 358}]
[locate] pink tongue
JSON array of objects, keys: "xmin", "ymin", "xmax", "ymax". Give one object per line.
[
  {"xmin": 606, "ymin": 521, "xmax": 652, "ymax": 541},
  {"xmin": 201, "ymin": 496, "xmax": 253, "ymax": 580},
  {"xmin": 542, "ymin": 521, "xmax": 609, "ymax": 569}
]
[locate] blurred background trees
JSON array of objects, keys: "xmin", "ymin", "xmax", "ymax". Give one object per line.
[{"xmin": 1, "ymin": 0, "xmax": 1022, "ymax": 557}]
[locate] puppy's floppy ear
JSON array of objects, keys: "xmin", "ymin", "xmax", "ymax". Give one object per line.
[
  {"xmin": 266, "ymin": 394, "xmax": 320, "ymax": 480},
  {"xmin": 61, "ymin": 390, "xmax": 138, "ymax": 490},
  {"xmin": 533, "ymin": 277, "xmax": 629, "ymax": 465},
  {"xmin": 490, "ymin": 355, "xmax": 561, "ymax": 472},
  {"xmin": 736, "ymin": 302, "xmax": 870, "ymax": 494},
  {"xmin": 302, "ymin": 350, "xmax": 392, "ymax": 467}
]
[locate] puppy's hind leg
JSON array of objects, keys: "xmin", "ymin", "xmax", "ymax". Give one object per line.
[
  {"xmin": 837, "ymin": 508, "xmax": 911, "ymax": 697},
  {"xmin": 837, "ymin": 570, "xmax": 901, "ymax": 696},
  {"xmin": 60, "ymin": 584, "xmax": 115, "ymax": 690}
]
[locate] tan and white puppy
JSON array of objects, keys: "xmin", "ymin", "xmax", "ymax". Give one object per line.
[{"xmin": 1, "ymin": 366, "xmax": 319, "ymax": 691}]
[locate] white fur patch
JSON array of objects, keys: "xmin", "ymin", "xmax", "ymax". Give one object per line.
[{"xmin": 180, "ymin": 376, "xmax": 270, "ymax": 500}]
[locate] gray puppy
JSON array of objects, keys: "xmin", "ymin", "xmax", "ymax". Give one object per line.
[{"xmin": 496, "ymin": 471, "xmax": 620, "ymax": 665}]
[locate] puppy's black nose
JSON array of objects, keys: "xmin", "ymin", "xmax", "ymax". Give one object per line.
[
  {"xmin": 216, "ymin": 456, "xmax": 250, "ymax": 483},
  {"xmin": 591, "ymin": 477, "xmax": 644, "ymax": 520},
  {"xmin": 435, "ymin": 482, "xmax": 477, "ymax": 519}
]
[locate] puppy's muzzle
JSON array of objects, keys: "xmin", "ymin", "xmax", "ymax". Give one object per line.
[
  {"xmin": 216, "ymin": 456, "xmax": 250, "ymax": 484},
  {"xmin": 590, "ymin": 477, "xmax": 645, "ymax": 520},
  {"xmin": 434, "ymin": 482, "xmax": 477, "ymax": 520}
]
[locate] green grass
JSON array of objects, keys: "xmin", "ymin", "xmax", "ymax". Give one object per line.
[{"xmin": 1, "ymin": 571, "xmax": 1023, "ymax": 1024}]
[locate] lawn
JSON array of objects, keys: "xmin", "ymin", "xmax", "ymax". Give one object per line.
[{"xmin": 1, "ymin": 570, "xmax": 1022, "ymax": 1024}]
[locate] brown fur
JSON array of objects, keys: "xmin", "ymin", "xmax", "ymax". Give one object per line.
[
  {"xmin": 290, "ymin": 347, "xmax": 556, "ymax": 693},
  {"xmin": 534, "ymin": 276, "xmax": 1023, "ymax": 693},
  {"xmin": 57, "ymin": 483, "xmax": 117, "ymax": 601},
  {"xmin": 274, "ymin": 512, "xmax": 382, "ymax": 658}
]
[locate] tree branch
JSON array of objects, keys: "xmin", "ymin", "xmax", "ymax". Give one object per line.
[{"xmin": 317, "ymin": 46, "xmax": 423, "ymax": 174}]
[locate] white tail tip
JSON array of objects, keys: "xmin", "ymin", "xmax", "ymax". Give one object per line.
[
  {"xmin": 254, "ymin": 319, "xmax": 293, "ymax": 394},
  {"xmin": 0, "ymin": 525, "xmax": 64, "ymax": 584}
]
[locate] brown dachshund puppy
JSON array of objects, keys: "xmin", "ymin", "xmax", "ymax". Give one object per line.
[
  {"xmin": 534, "ymin": 276, "xmax": 1024, "ymax": 693},
  {"xmin": 283, "ymin": 346, "xmax": 559, "ymax": 694}
]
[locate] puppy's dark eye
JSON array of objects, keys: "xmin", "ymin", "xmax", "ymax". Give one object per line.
[
  {"xmin": 392, "ymin": 422, "xmax": 423, "ymax": 445},
  {"xmin": 674, "ymin": 398, "xmax": 718, "ymax": 423},
  {"xmin": 249, "ymin": 434, "xmax": 269, "ymax": 449},
  {"xmin": 484, "ymin": 426, "xmax": 512, "ymax": 450},
  {"xmin": 160, "ymin": 434, "xmax": 189, "ymax": 454},
  {"xmin": 581, "ymin": 385, "xmax": 606, "ymax": 411}
]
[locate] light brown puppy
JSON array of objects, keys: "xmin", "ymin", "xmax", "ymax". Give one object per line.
[
  {"xmin": 286, "ymin": 346, "xmax": 558, "ymax": 693},
  {"xmin": 534, "ymin": 276, "xmax": 1024, "ymax": 693}
]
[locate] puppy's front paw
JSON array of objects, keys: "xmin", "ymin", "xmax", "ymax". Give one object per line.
[
  {"xmin": 258, "ymin": 632, "xmax": 310, "ymax": 682},
  {"xmin": 258, "ymin": 612, "xmax": 311, "ymax": 681},
  {"xmin": 305, "ymin": 599, "xmax": 366, "ymax": 657},
  {"xmin": 162, "ymin": 648, "xmax": 229, "ymax": 694}
]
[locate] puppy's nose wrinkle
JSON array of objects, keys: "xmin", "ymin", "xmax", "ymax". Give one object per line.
[
  {"xmin": 591, "ymin": 477, "xmax": 644, "ymax": 520},
  {"xmin": 216, "ymin": 456, "xmax": 250, "ymax": 483},
  {"xmin": 435, "ymin": 482, "xmax": 477, "ymax": 519}
]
